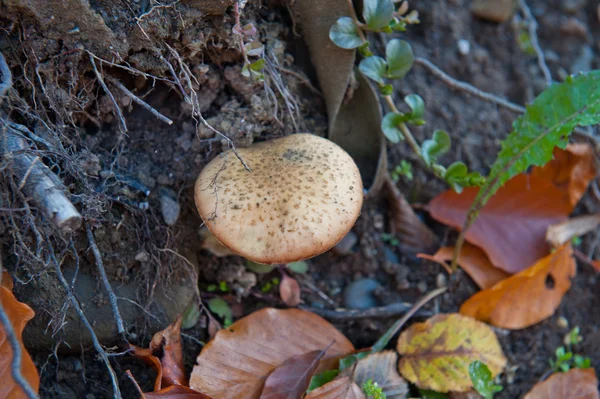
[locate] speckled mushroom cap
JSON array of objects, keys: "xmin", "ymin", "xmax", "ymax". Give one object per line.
[{"xmin": 195, "ymin": 133, "xmax": 363, "ymax": 264}]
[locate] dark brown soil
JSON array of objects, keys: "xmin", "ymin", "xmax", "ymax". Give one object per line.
[{"xmin": 1, "ymin": 0, "xmax": 599, "ymax": 398}]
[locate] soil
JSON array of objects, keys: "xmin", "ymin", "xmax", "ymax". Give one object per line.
[{"xmin": 1, "ymin": 0, "xmax": 599, "ymax": 398}]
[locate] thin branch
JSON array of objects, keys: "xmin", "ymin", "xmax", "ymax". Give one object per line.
[
  {"xmin": 414, "ymin": 57, "xmax": 526, "ymax": 113},
  {"xmin": 0, "ymin": 268, "xmax": 38, "ymax": 399},
  {"xmin": 106, "ymin": 76, "xmax": 173, "ymax": 125},
  {"xmin": 48, "ymin": 242, "xmax": 122, "ymax": 399},
  {"xmin": 300, "ymin": 301, "xmax": 434, "ymax": 320},
  {"xmin": 86, "ymin": 224, "xmax": 127, "ymax": 338},
  {"xmin": 519, "ymin": 0, "xmax": 553, "ymax": 86},
  {"xmin": 88, "ymin": 53, "xmax": 128, "ymax": 135}
]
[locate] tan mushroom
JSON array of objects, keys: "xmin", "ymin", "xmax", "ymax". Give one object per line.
[{"xmin": 195, "ymin": 133, "xmax": 363, "ymax": 264}]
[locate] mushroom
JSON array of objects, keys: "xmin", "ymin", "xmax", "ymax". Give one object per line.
[{"xmin": 195, "ymin": 133, "xmax": 363, "ymax": 264}]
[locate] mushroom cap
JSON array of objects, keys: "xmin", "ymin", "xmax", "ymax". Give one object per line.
[{"xmin": 195, "ymin": 133, "xmax": 363, "ymax": 264}]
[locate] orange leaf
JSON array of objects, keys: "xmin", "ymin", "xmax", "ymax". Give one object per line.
[
  {"xmin": 144, "ymin": 385, "xmax": 213, "ymax": 398},
  {"xmin": 460, "ymin": 244, "xmax": 575, "ymax": 329},
  {"xmin": 524, "ymin": 368, "xmax": 599, "ymax": 399},
  {"xmin": 0, "ymin": 278, "xmax": 39, "ymax": 398},
  {"xmin": 132, "ymin": 317, "xmax": 187, "ymax": 391},
  {"xmin": 419, "ymin": 244, "xmax": 509, "ymax": 290},
  {"xmin": 189, "ymin": 308, "xmax": 354, "ymax": 399},
  {"xmin": 532, "ymin": 143, "xmax": 596, "ymax": 208},
  {"xmin": 427, "ymin": 145, "xmax": 594, "ymax": 274},
  {"xmin": 304, "ymin": 377, "xmax": 365, "ymax": 399}
]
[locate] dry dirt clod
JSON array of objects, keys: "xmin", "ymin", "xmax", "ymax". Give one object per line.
[{"xmin": 471, "ymin": 0, "xmax": 517, "ymax": 23}]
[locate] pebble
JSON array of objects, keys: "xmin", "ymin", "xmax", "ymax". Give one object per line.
[
  {"xmin": 417, "ymin": 281, "xmax": 428, "ymax": 293},
  {"xmin": 457, "ymin": 39, "xmax": 471, "ymax": 56},
  {"xmin": 572, "ymin": 46, "xmax": 594, "ymax": 74},
  {"xmin": 159, "ymin": 187, "xmax": 180, "ymax": 226},
  {"xmin": 333, "ymin": 231, "xmax": 358, "ymax": 255},
  {"xmin": 556, "ymin": 316, "xmax": 569, "ymax": 329},
  {"xmin": 343, "ymin": 278, "xmax": 382, "ymax": 309},
  {"xmin": 559, "ymin": 17, "xmax": 588, "ymax": 38},
  {"xmin": 135, "ymin": 251, "xmax": 150, "ymax": 262},
  {"xmin": 471, "ymin": 0, "xmax": 516, "ymax": 23},
  {"xmin": 436, "ymin": 273, "xmax": 447, "ymax": 288}
]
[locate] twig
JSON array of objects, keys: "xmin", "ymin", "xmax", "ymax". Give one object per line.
[
  {"xmin": 519, "ymin": 0, "xmax": 553, "ymax": 86},
  {"xmin": 414, "ymin": 57, "xmax": 526, "ymax": 113},
  {"xmin": 0, "ymin": 50, "xmax": 12, "ymax": 106},
  {"xmin": 0, "ymin": 260, "xmax": 38, "ymax": 399},
  {"xmin": 299, "ymin": 278, "xmax": 337, "ymax": 308},
  {"xmin": 383, "ymin": 95, "xmax": 423, "ymax": 156},
  {"xmin": 88, "ymin": 53, "xmax": 128, "ymax": 135},
  {"xmin": 106, "ymin": 76, "xmax": 173, "ymax": 125},
  {"xmin": 48, "ymin": 242, "xmax": 122, "ymax": 399},
  {"xmin": 86, "ymin": 224, "xmax": 127, "ymax": 338},
  {"xmin": 181, "ymin": 332, "xmax": 206, "ymax": 347},
  {"xmin": 300, "ymin": 301, "xmax": 434, "ymax": 320}
]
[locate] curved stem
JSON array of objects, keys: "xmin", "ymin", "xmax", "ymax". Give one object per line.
[{"xmin": 344, "ymin": 0, "xmax": 367, "ymax": 42}]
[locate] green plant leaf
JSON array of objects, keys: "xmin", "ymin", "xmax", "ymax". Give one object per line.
[
  {"xmin": 246, "ymin": 260, "xmax": 276, "ymax": 274},
  {"xmin": 419, "ymin": 390, "xmax": 449, "ymax": 399},
  {"xmin": 469, "ymin": 361, "xmax": 503, "ymax": 399},
  {"xmin": 381, "ymin": 112, "xmax": 405, "ymax": 143},
  {"xmin": 385, "ymin": 39, "xmax": 414, "ymax": 79},
  {"xmin": 404, "ymin": 94, "xmax": 425, "ymax": 124},
  {"xmin": 249, "ymin": 58, "xmax": 265, "ymax": 71},
  {"xmin": 287, "ymin": 261, "xmax": 309, "ymax": 274},
  {"xmin": 208, "ymin": 297, "xmax": 233, "ymax": 325},
  {"xmin": 363, "ymin": 0, "xmax": 394, "ymax": 30},
  {"xmin": 307, "ymin": 370, "xmax": 339, "ymax": 393},
  {"xmin": 574, "ymin": 355, "xmax": 592, "ymax": 369},
  {"xmin": 329, "ymin": 17, "xmax": 363, "ymax": 49},
  {"xmin": 474, "ymin": 70, "xmax": 600, "ymax": 211},
  {"xmin": 181, "ymin": 303, "xmax": 201, "ymax": 329},
  {"xmin": 339, "ymin": 351, "xmax": 370, "ymax": 371},
  {"xmin": 444, "ymin": 162, "xmax": 485, "ymax": 193},
  {"xmin": 359, "ymin": 56, "xmax": 387, "ymax": 84},
  {"xmin": 421, "ymin": 130, "xmax": 451, "ymax": 166}
]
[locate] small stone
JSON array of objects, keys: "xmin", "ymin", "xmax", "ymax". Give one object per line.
[
  {"xmin": 373, "ymin": 213, "xmax": 384, "ymax": 230},
  {"xmin": 333, "ymin": 231, "xmax": 358, "ymax": 255},
  {"xmin": 560, "ymin": 17, "xmax": 588, "ymax": 38},
  {"xmin": 135, "ymin": 251, "xmax": 150, "ymax": 262},
  {"xmin": 471, "ymin": 0, "xmax": 516, "ymax": 23},
  {"xmin": 343, "ymin": 278, "xmax": 382, "ymax": 309},
  {"xmin": 436, "ymin": 273, "xmax": 447, "ymax": 288},
  {"xmin": 562, "ymin": 0, "xmax": 586, "ymax": 14},
  {"xmin": 556, "ymin": 316, "xmax": 569, "ymax": 329},
  {"xmin": 159, "ymin": 187, "xmax": 180, "ymax": 226},
  {"xmin": 86, "ymin": 394, "xmax": 96, "ymax": 399},
  {"xmin": 417, "ymin": 281, "xmax": 428, "ymax": 293},
  {"xmin": 157, "ymin": 173, "xmax": 174, "ymax": 186},
  {"xmin": 572, "ymin": 46, "xmax": 594, "ymax": 73},
  {"xmin": 457, "ymin": 39, "xmax": 471, "ymax": 56}
]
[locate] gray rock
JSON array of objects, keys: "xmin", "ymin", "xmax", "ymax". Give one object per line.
[
  {"xmin": 332, "ymin": 231, "xmax": 358, "ymax": 255},
  {"xmin": 471, "ymin": 0, "xmax": 516, "ymax": 23},
  {"xmin": 343, "ymin": 278, "xmax": 382, "ymax": 309},
  {"xmin": 572, "ymin": 46, "xmax": 594, "ymax": 74},
  {"xmin": 159, "ymin": 187, "xmax": 181, "ymax": 226}
]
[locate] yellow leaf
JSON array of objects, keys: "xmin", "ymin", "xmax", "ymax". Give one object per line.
[{"xmin": 396, "ymin": 313, "xmax": 506, "ymax": 392}]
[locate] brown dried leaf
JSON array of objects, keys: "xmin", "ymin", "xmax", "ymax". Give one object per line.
[
  {"xmin": 0, "ymin": 275, "xmax": 39, "ymax": 398},
  {"xmin": 546, "ymin": 214, "xmax": 600, "ymax": 248},
  {"xmin": 419, "ymin": 244, "xmax": 509, "ymax": 290},
  {"xmin": 132, "ymin": 317, "xmax": 187, "ymax": 391},
  {"xmin": 460, "ymin": 244, "xmax": 576, "ymax": 329},
  {"xmin": 190, "ymin": 308, "xmax": 354, "ymax": 399},
  {"xmin": 279, "ymin": 274, "xmax": 302, "ymax": 307},
  {"xmin": 304, "ymin": 377, "xmax": 366, "ymax": 399},
  {"xmin": 144, "ymin": 385, "xmax": 213, "ymax": 398},
  {"xmin": 385, "ymin": 176, "xmax": 438, "ymax": 253},
  {"xmin": 348, "ymin": 351, "xmax": 408, "ymax": 399},
  {"xmin": 524, "ymin": 368, "xmax": 599, "ymax": 399},
  {"xmin": 260, "ymin": 349, "xmax": 326, "ymax": 399}
]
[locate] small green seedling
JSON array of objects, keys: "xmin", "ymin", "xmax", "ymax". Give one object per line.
[
  {"xmin": 550, "ymin": 346, "xmax": 574, "ymax": 372},
  {"xmin": 207, "ymin": 297, "xmax": 233, "ymax": 327},
  {"xmin": 287, "ymin": 261, "xmax": 309, "ymax": 274},
  {"xmin": 549, "ymin": 326, "xmax": 591, "ymax": 372},
  {"xmin": 362, "ymin": 379, "xmax": 385, "ymax": 399},
  {"xmin": 381, "ymin": 233, "xmax": 400, "ymax": 247},
  {"xmin": 260, "ymin": 277, "xmax": 280, "ymax": 293},
  {"xmin": 307, "ymin": 370, "xmax": 339, "ymax": 393},
  {"xmin": 391, "ymin": 160, "xmax": 413, "ymax": 182},
  {"xmin": 469, "ymin": 361, "xmax": 503, "ymax": 399}
]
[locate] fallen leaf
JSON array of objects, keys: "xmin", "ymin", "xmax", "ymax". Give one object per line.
[
  {"xmin": 428, "ymin": 173, "xmax": 570, "ymax": 274},
  {"xmin": 418, "ymin": 244, "xmax": 509, "ymax": 290},
  {"xmin": 1, "ymin": 271, "xmax": 13, "ymax": 290},
  {"xmin": 460, "ymin": 244, "xmax": 575, "ymax": 329},
  {"xmin": 304, "ymin": 377, "xmax": 366, "ymax": 399},
  {"xmin": 144, "ymin": 385, "xmax": 214, "ymax": 398},
  {"xmin": 0, "ymin": 275, "xmax": 39, "ymax": 398},
  {"xmin": 427, "ymin": 145, "xmax": 593, "ymax": 274},
  {"xmin": 189, "ymin": 308, "xmax": 354, "ymax": 399},
  {"xmin": 523, "ymin": 368, "xmax": 599, "ymax": 399},
  {"xmin": 132, "ymin": 317, "xmax": 187, "ymax": 391},
  {"xmin": 260, "ymin": 349, "xmax": 327, "ymax": 399},
  {"xmin": 279, "ymin": 274, "xmax": 302, "ymax": 307},
  {"xmin": 546, "ymin": 214, "xmax": 600, "ymax": 248},
  {"xmin": 396, "ymin": 313, "xmax": 506, "ymax": 393},
  {"xmin": 385, "ymin": 176, "xmax": 438, "ymax": 253},
  {"xmin": 532, "ymin": 143, "xmax": 596, "ymax": 208},
  {"xmin": 344, "ymin": 351, "xmax": 408, "ymax": 399}
]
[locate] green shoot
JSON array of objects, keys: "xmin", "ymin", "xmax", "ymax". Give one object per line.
[
  {"xmin": 362, "ymin": 379, "xmax": 386, "ymax": 399},
  {"xmin": 468, "ymin": 361, "xmax": 503, "ymax": 399}
]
